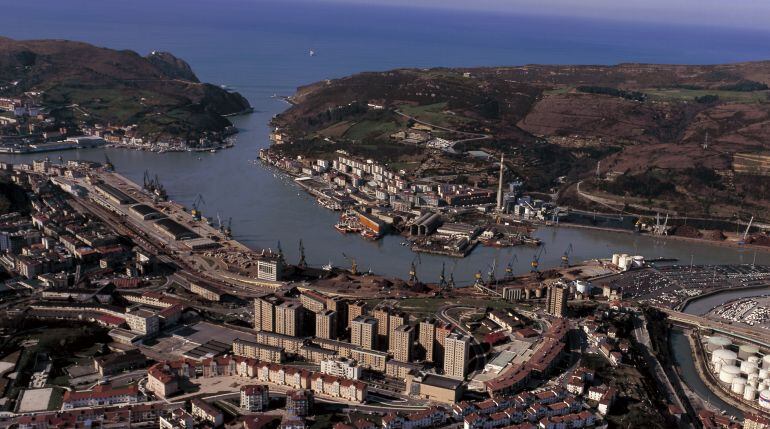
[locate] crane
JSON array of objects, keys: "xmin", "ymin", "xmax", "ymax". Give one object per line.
[
  {"xmin": 531, "ymin": 245, "xmax": 546, "ymax": 272},
  {"xmin": 191, "ymin": 194, "xmax": 205, "ymax": 220},
  {"xmin": 104, "ymin": 154, "xmax": 114, "ymax": 171},
  {"xmin": 298, "ymin": 240, "xmax": 307, "ymax": 269},
  {"xmin": 342, "ymin": 253, "xmax": 358, "ymax": 275},
  {"xmin": 216, "ymin": 212, "xmax": 223, "ymax": 231},
  {"xmin": 224, "ymin": 217, "xmax": 232, "ymax": 238},
  {"xmin": 561, "ymin": 244, "xmax": 570, "ymax": 267},
  {"xmin": 741, "ymin": 216, "xmax": 754, "ymax": 244},
  {"xmin": 505, "ymin": 255, "xmax": 518, "ymax": 280},
  {"xmin": 487, "ymin": 258, "xmax": 497, "ymax": 286},
  {"xmin": 438, "ymin": 262, "xmax": 446, "ymax": 290}
]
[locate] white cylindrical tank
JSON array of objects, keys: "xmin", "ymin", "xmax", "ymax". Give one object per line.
[
  {"xmin": 707, "ymin": 336, "xmax": 732, "ymax": 352},
  {"xmin": 759, "ymin": 369, "xmax": 769, "ymax": 380},
  {"xmin": 618, "ymin": 256, "xmax": 629, "ymax": 270},
  {"xmin": 749, "ymin": 356, "xmax": 761, "ymax": 365},
  {"xmin": 731, "ymin": 378, "xmax": 746, "ymax": 394},
  {"xmin": 712, "ymin": 349, "xmax": 737, "ymax": 366},
  {"xmin": 741, "ymin": 361, "xmax": 759, "ymax": 375},
  {"xmin": 713, "ymin": 362, "xmax": 723, "ymax": 374},
  {"xmin": 612, "ymin": 254, "xmax": 620, "ymax": 266},
  {"xmin": 575, "ymin": 280, "xmax": 591, "ymax": 295},
  {"xmin": 760, "ymin": 390, "xmax": 770, "ymax": 409},
  {"xmin": 720, "ymin": 365, "xmax": 741, "ymax": 383},
  {"xmin": 763, "ymin": 355, "xmax": 770, "ymax": 369},
  {"xmin": 739, "ymin": 344, "xmax": 760, "ymax": 360},
  {"xmin": 744, "ymin": 384, "xmax": 757, "ymax": 401},
  {"xmin": 632, "ymin": 255, "xmax": 645, "ymax": 267}
]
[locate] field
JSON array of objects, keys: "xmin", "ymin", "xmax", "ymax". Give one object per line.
[
  {"xmin": 397, "ymin": 102, "xmax": 472, "ymax": 128},
  {"xmin": 644, "ymin": 88, "xmax": 770, "ymax": 103},
  {"xmin": 343, "ymin": 120, "xmax": 401, "ymax": 140}
]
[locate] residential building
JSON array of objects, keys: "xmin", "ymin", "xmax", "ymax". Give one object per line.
[
  {"xmin": 286, "ymin": 389, "xmax": 313, "ymax": 417},
  {"xmin": 190, "ymin": 398, "xmax": 223, "ymax": 427},
  {"xmin": 444, "ymin": 332, "xmax": 470, "ymax": 379},
  {"xmin": 241, "ymin": 384, "xmax": 270, "ymax": 412},
  {"xmin": 347, "ymin": 300, "xmax": 366, "ymax": 331},
  {"xmin": 388, "ymin": 311, "xmax": 407, "ymax": 352},
  {"xmin": 418, "ymin": 319, "xmax": 436, "ymax": 362},
  {"xmin": 275, "ymin": 302, "xmax": 304, "ymax": 336},
  {"xmin": 392, "ymin": 324, "xmax": 415, "ymax": 362},
  {"xmin": 254, "ymin": 294, "xmax": 283, "ymax": 332},
  {"xmin": 320, "ymin": 357, "xmax": 361, "ymax": 380},
  {"xmin": 351, "ymin": 315, "xmax": 378, "ymax": 350},
  {"xmin": 316, "ymin": 310, "xmax": 337, "ymax": 340},
  {"xmin": 546, "ymin": 284, "xmax": 568, "ymax": 317}
]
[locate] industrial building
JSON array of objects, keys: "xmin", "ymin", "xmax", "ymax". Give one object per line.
[{"xmin": 152, "ymin": 218, "xmax": 199, "ymax": 241}]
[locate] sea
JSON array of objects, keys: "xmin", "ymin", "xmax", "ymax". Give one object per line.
[{"xmin": 2, "ymin": 0, "xmax": 770, "ymax": 283}]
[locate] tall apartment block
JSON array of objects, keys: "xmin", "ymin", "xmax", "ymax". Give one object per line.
[
  {"xmin": 350, "ymin": 315, "xmax": 378, "ymax": 350},
  {"xmin": 444, "ymin": 331, "xmax": 470, "ymax": 379}
]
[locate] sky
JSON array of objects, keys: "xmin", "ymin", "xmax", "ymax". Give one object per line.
[{"xmin": 323, "ymin": 0, "xmax": 770, "ymax": 31}]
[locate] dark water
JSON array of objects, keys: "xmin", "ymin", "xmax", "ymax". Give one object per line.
[{"xmin": 2, "ymin": 0, "xmax": 770, "ymax": 283}]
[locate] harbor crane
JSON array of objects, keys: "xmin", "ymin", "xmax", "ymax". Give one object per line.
[
  {"xmin": 487, "ymin": 258, "xmax": 497, "ymax": 286},
  {"xmin": 216, "ymin": 212, "xmax": 223, "ymax": 231},
  {"xmin": 191, "ymin": 194, "xmax": 205, "ymax": 220},
  {"xmin": 531, "ymin": 245, "xmax": 546, "ymax": 272},
  {"xmin": 104, "ymin": 154, "xmax": 114, "ymax": 171},
  {"xmin": 438, "ymin": 262, "xmax": 447, "ymax": 290},
  {"xmin": 298, "ymin": 240, "xmax": 307, "ymax": 269},
  {"xmin": 561, "ymin": 245, "xmax": 570, "ymax": 267},
  {"xmin": 342, "ymin": 253, "xmax": 358, "ymax": 275},
  {"xmin": 224, "ymin": 217, "xmax": 232, "ymax": 238},
  {"xmin": 741, "ymin": 216, "xmax": 754, "ymax": 244},
  {"xmin": 505, "ymin": 255, "xmax": 518, "ymax": 280}
]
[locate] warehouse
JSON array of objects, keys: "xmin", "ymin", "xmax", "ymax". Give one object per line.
[
  {"xmin": 153, "ymin": 218, "xmax": 199, "ymax": 241},
  {"xmin": 94, "ymin": 182, "xmax": 136, "ymax": 205},
  {"xmin": 129, "ymin": 204, "xmax": 165, "ymax": 221}
]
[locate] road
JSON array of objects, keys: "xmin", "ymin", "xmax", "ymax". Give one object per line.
[{"xmin": 437, "ymin": 305, "xmax": 488, "ymax": 374}]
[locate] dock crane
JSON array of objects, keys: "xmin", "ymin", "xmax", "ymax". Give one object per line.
[
  {"xmin": 505, "ymin": 255, "xmax": 518, "ymax": 280},
  {"xmin": 191, "ymin": 194, "xmax": 205, "ymax": 220},
  {"xmin": 342, "ymin": 253, "xmax": 358, "ymax": 275},
  {"xmin": 224, "ymin": 217, "xmax": 232, "ymax": 238},
  {"xmin": 104, "ymin": 154, "xmax": 114, "ymax": 171},
  {"xmin": 531, "ymin": 245, "xmax": 546, "ymax": 272},
  {"xmin": 487, "ymin": 258, "xmax": 497, "ymax": 287},
  {"xmin": 216, "ymin": 212, "xmax": 223, "ymax": 231},
  {"xmin": 298, "ymin": 240, "xmax": 307, "ymax": 269},
  {"xmin": 740, "ymin": 216, "xmax": 754, "ymax": 244},
  {"xmin": 438, "ymin": 262, "xmax": 447, "ymax": 291},
  {"xmin": 561, "ymin": 243, "xmax": 573, "ymax": 268}
]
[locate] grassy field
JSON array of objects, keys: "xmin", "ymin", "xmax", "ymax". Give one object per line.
[
  {"xmin": 343, "ymin": 120, "xmax": 400, "ymax": 140},
  {"xmin": 318, "ymin": 120, "xmax": 354, "ymax": 138},
  {"xmin": 643, "ymin": 88, "xmax": 769, "ymax": 103},
  {"xmin": 397, "ymin": 102, "xmax": 472, "ymax": 127}
]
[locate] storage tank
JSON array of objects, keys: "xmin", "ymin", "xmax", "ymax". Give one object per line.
[
  {"xmin": 760, "ymin": 390, "xmax": 770, "ymax": 409},
  {"xmin": 575, "ymin": 280, "xmax": 591, "ymax": 295},
  {"xmin": 744, "ymin": 384, "xmax": 757, "ymax": 401},
  {"xmin": 719, "ymin": 365, "xmax": 741, "ymax": 383},
  {"xmin": 713, "ymin": 361, "xmax": 723, "ymax": 374},
  {"xmin": 632, "ymin": 255, "xmax": 645, "ymax": 268},
  {"xmin": 749, "ymin": 356, "xmax": 761, "ymax": 365},
  {"xmin": 763, "ymin": 355, "xmax": 770, "ymax": 369},
  {"xmin": 618, "ymin": 256, "xmax": 629, "ymax": 271},
  {"xmin": 612, "ymin": 254, "xmax": 621, "ymax": 266},
  {"xmin": 712, "ymin": 349, "xmax": 738, "ymax": 366},
  {"xmin": 739, "ymin": 344, "xmax": 760, "ymax": 360},
  {"xmin": 741, "ymin": 361, "xmax": 759, "ymax": 375},
  {"xmin": 760, "ymin": 369, "xmax": 769, "ymax": 380},
  {"xmin": 731, "ymin": 378, "xmax": 746, "ymax": 394},
  {"xmin": 707, "ymin": 336, "xmax": 732, "ymax": 352}
]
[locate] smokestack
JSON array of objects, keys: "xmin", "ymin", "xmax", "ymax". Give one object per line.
[{"xmin": 496, "ymin": 153, "xmax": 504, "ymax": 211}]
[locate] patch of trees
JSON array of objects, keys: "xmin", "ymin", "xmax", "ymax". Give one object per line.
[
  {"xmin": 600, "ymin": 170, "xmax": 676, "ymax": 198},
  {"xmin": 685, "ymin": 164, "xmax": 722, "ymax": 189},
  {"xmin": 695, "ymin": 94, "xmax": 719, "ymax": 104},
  {"xmin": 718, "ymin": 80, "xmax": 769, "ymax": 92},
  {"xmin": 476, "ymin": 97, "xmax": 500, "ymax": 119},
  {"xmin": 576, "ymin": 86, "xmax": 647, "ymax": 102}
]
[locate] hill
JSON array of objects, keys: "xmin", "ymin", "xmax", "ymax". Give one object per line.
[
  {"xmin": 271, "ymin": 62, "xmax": 770, "ymax": 220},
  {"xmin": 0, "ymin": 37, "xmax": 251, "ymax": 142}
]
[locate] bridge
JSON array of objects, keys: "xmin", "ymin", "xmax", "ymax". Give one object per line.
[{"xmin": 657, "ymin": 307, "xmax": 770, "ymax": 349}]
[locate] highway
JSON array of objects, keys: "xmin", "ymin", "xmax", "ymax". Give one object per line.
[{"xmin": 657, "ymin": 307, "xmax": 770, "ymax": 349}]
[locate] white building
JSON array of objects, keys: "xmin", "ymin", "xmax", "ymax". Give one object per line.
[{"xmin": 320, "ymin": 357, "xmax": 362, "ymax": 380}]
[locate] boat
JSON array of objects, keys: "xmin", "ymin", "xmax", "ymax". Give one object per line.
[
  {"xmin": 309, "ymin": 49, "xmax": 315, "ymax": 57},
  {"xmin": 322, "ymin": 261, "xmax": 333, "ymax": 271},
  {"xmin": 210, "ymin": 149, "xmax": 217, "ymax": 153}
]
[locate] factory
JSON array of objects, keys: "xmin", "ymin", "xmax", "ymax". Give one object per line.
[{"xmin": 129, "ymin": 204, "xmax": 166, "ymax": 221}]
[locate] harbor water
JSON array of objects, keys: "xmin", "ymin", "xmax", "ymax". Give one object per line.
[{"xmin": 2, "ymin": 0, "xmax": 770, "ymax": 283}]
